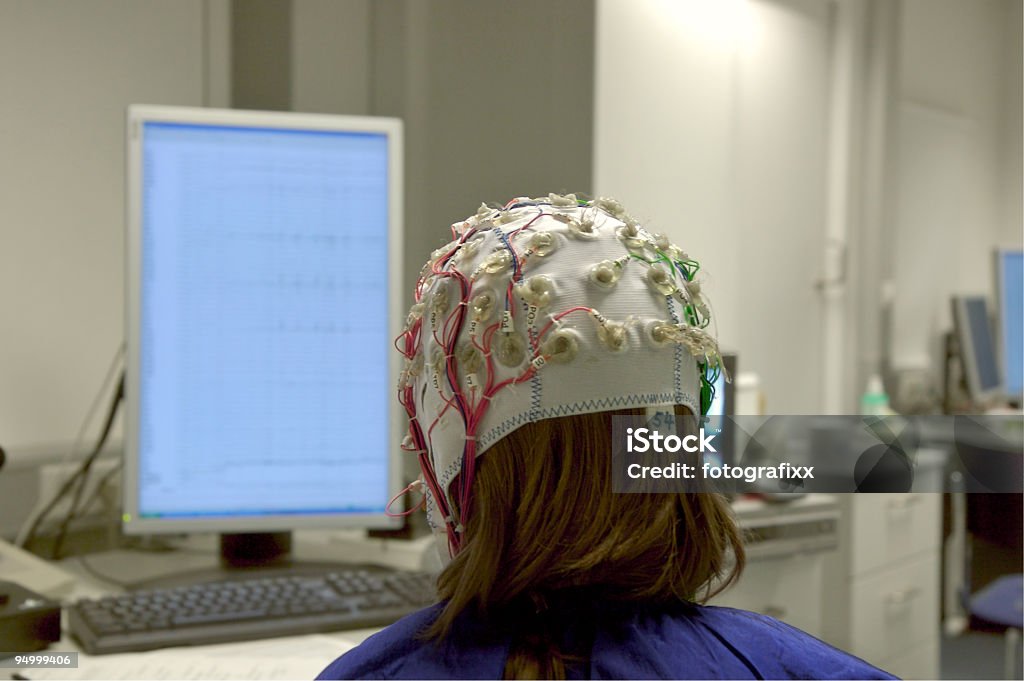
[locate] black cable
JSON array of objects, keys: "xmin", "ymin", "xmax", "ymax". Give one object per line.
[
  {"xmin": 20, "ymin": 447, "xmax": 94, "ymax": 552},
  {"xmin": 71, "ymin": 458, "xmax": 124, "ymax": 527},
  {"xmin": 17, "ymin": 345, "xmax": 124, "ymax": 548},
  {"xmin": 50, "ymin": 372, "xmax": 125, "ymax": 559}
]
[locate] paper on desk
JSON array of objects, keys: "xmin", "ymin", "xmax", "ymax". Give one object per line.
[
  {"xmin": 24, "ymin": 657, "xmax": 320, "ymax": 681},
  {"xmin": 24, "ymin": 636, "xmax": 353, "ymax": 680},
  {"xmin": 172, "ymin": 634, "xmax": 352, "ymax": 659}
]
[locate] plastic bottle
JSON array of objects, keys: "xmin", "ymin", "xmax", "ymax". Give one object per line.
[{"xmin": 861, "ymin": 374, "xmax": 893, "ymax": 416}]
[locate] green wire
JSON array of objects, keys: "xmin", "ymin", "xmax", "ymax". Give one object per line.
[
  {"xmin": 699, "ymin": 363, "xmax": 714, "ymax": 416},
  {"xmin": 684, "ymin": 304, "xmax": 699, "ymax": 327},
  {"xmin": 630, "ymin": 248, "xmax": 712, "ymax": 328},
  {"xmin": 698, "ymin": 360, "xmax": 721, "ymax": 416}
]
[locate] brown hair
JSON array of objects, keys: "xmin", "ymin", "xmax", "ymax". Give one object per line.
[{"xmin": 426, "ymin": 407, "xmax": 746, "ymax": 679}]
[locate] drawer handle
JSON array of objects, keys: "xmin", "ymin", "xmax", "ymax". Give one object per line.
[
  {"xmin": 887, "ymin": 496, "xmax": 921, "ymax": 511},
  {"xmin": 884, "ymin": 587, "xmax": 921, "ymax": 605}
]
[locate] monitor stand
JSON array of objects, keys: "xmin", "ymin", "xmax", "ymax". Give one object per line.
[
  {"xmin": 128, "ymin": 532, "xmax": 378, "ymax": 591},
  {"xmin": 220, "ymin": 532, "xmax": 292, "ymax": 568}
]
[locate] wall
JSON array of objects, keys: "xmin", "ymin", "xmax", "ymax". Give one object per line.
[
  {"xmin": 595, "ymin": 0, "xmax": 1023, "ymax": 410},
  {"xmin": 236, "ymin": 0, "xmax": 595, "ymax": 309},
  {"xmin": 0, "ymin": 0, "xmax": 228, "ymax": 458},
  {"xmin": 232, "ymin": 0, "xmax": 373, "ymax": 115},
  {"xmin": 369, "ymin": 0, "xmax": 596, "ymax": 311},
  {"xmin": 2, "ymin": 0, "xmax": 1016, "ymax": 463},
  {"xmin": 0, "ymin": 0, "xmax": 593, "ymax": 528},
  {"xmin": 292, "ymin": 0, "xmax": 370, "ymax": 115},
  {"xmin": 0, "ymin": 0, "xmax": 375, "ymax": 456},
  {"xmin": 889, "ymin": 0, "xmax": 1023, "ymax": 372},
  {"xmin": 594, "ymin": 0, "xmax": 834, "ymax": 413},
  {"xmin": 1001, "ymin": 0, "xmax": 1023, "ymax": 248},
  {"xmin": 232, "ymin": 0, "xmax": 291, "ymax": 111}
]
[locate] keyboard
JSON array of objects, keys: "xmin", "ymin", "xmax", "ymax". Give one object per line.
[{"xmin": 68, "ymin": 567, "xmax": 437, "ymax": 655}]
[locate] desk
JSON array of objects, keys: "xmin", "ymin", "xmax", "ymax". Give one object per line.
[
  {"xmin": 27, "ymin": 534, "xmax": 405, "ymax": 679},
  {"xmin": 13, "ymin": 497, "xmax": 841, "ymax": 680}
]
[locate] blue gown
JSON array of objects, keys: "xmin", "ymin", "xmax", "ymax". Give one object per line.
[{"xmin": 316, "ymin": 599, "xmax": 897, "ymax": 680}]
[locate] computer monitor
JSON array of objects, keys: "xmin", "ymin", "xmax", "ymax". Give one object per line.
[
  {"xmin": 951, "ymin": 295, "xmax": 1002, "ymax": 405},
  {"xmin": 995, "ymin": 249, "xmax": 1023, "ymax": 402},
  {"xmin": 704, "ymin": 353, "xmax": 737, "ymax": 467},
  {"xmin": 123, "ymin": 106, "xmax": 404, "ymax": 564}
]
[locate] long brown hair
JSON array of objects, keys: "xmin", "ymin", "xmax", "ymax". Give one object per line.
[{"xmin": 426, "ymin": 407, "xmax": 746, "ymax": 679}]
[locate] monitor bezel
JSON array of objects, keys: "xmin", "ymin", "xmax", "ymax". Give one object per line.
[
  {"xmin": 950, "ymin": 294, "xmax": 1003, "ymax": 405},
  {"xmin": 123, "ymin": 105, "xmax": 405, "ymax": 534},
  {"xmin": 994, "ymin": 248, "xmax": 1024, "ymax": 401},
  {"xmin": 718, "ymin": 353, "xmax": 737, "ymax": 466}
]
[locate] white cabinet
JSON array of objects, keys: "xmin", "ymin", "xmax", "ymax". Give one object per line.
[
  {"xmin": 711, "ymin": 494, "xmax": 840, "ymax": 638},
  {"xmin": 822, "ymin": 494, "xmax": 942, "ymax": 679},
  {"xmin": 712, "ymin": 493, "xmax": 941, "ymax": 679},
  {"xmin": 711, "ymin": 550, "xmax": 828, "ymax": 636},
  {"xmin": 848, "ymin": 552, "xmax": 940, "ymax": 663}
]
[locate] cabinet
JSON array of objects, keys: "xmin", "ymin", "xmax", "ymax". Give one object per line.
[
  {"xmin": 712, "ymin": 494, "xmax": 840, "ymax": 638},
  {"xmin": 821, "ymin": 493, "xmax": 942, "ymax": 679}
]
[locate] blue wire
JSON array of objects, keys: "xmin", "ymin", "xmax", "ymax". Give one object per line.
[{"xmin": 494, "ymin": 227, "xmax": 521, "ymax": 280}]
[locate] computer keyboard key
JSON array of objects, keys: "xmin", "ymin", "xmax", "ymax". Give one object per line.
[{"xmin": 171, "ymin": 609, "xmax": 268, "ymax": 626}]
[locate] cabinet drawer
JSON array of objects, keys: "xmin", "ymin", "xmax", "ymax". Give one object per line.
[
  {"xmin": 879, "ymin": 640, "xmax": 939, "ymax": 680},
  {"xmin": 710, "ymin": 552, "xmax": 825, "ymax": 637},
  {"xmin": 849, "ymin": 552, "xmax": 939, "ymax": 663},
  {"xmin": 850, "ymin": 493, "xmax": 940, "ymax": 576}
]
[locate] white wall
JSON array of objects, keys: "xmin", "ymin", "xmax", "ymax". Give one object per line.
[
  {"xmin": 889, "ymin": 0, "xmax": 1022, "ymax": 372},
  {"xmin": 3, "ymin": 0, "xmax": 1016, "ymax": 454},
  {"xmin": 733, "ymin": 0, "xmax": 832, "ymax": 414},
  {"xmin": 594, "ymin": 0, "xmax": 833, "ymax": 413},
  {"xmin": 594, "ymin": 0, "xmax": 738, "ymax": 339},
  {"xmin": 0, "ymin": 1, "xmax": 226, "ymax": 454},
  {"xmin": 596, "ymin": 0, "xmax": 1022, "ymax": 410}
]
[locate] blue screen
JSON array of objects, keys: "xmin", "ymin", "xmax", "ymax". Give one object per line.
[
  {"xmin": 966, "ymin": 298, "xmax": 1000, "ymax": 393},
  {"xmin": 137, "ymin": 121, "xmax": 391, "ymax": 519},
  {"xmin": 999, "ymin": 251, "xmax": 1023, "ymax": 397}
]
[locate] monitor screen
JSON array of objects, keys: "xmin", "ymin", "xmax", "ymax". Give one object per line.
[
  {"xmin": 952, "ymin": 296, "xmax": 1002, "ymax": 403},
  {"xmin": 704, "ymin": 354, "xmax": 736, "ymax": 467},
  {"xmin": 996, "ymin": 250, "xmax": 1023, "ymax": 399},
  {"xmin": 707, "ymin": 356, "xmax": 734, "ymax": 420},
  {"xmin": 123, "ymin": 106, "xmax": 404, "ymax": 534}
]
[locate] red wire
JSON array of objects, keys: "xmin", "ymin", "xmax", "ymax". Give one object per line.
[
  {"xmin": 535, "ymin": 306, "xmax": 594, "ymax": 343},
  {"xmin": 385, "ymin": 480, "xmax": 426, "ymax": 517},
  {"xmin": 508, "ymin": 209, "xmax": 547, "ymax": 240},
  {"xmin": 395, "ymin": 215, "xmax": 600, "ymax": 553}
]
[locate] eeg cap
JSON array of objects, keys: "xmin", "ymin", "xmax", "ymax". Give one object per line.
[{"xmin": 395, "ymin": 194, "xmax": 723, "ymax": 555}]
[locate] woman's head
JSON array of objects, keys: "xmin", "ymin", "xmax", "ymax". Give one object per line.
[
  {"xmin": 396, "ymin": 194, "xmax": 727, "ymax": 557},
  {"xmin": 395, "ymin": 193, "xmax": 741, "ymax": 676},
  {"xmin": 430, "ymin": 407, "xmax": 744, "ymax": 678},
  {"xmin": 437, "ymin": 407, "xmax": 743, "ymax": 606}
]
